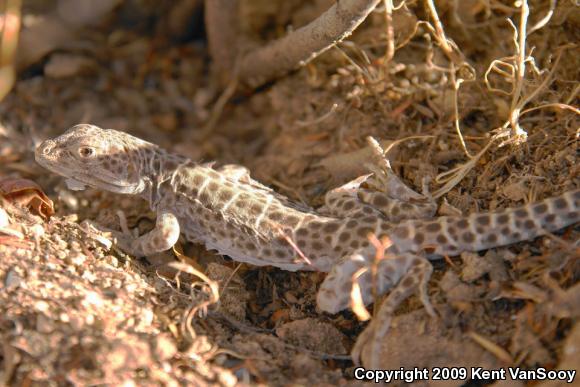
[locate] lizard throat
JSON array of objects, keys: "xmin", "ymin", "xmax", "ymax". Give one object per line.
[{"xmin": 69, "ymin": 172, "xmax": 146, "ymax": 194}]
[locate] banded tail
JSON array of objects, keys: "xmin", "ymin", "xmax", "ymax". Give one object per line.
[{"xmin": 389, "ymin": 190, "xmax": 579, "ymax": 257}]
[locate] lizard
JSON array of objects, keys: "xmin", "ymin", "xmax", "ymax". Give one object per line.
[{"xmin": 35, "ymin": 124, "xmax": 579, "ymax": 365}]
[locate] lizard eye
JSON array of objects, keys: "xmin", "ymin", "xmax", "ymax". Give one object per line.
[{"xmin": 78, "ymin": 146, "xmax": 95, "ymax": 158}]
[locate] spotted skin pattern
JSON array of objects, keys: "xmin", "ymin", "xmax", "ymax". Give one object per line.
[{"xmin": 36, "ymin": 124, "xmax": 579, "ymax": 364}]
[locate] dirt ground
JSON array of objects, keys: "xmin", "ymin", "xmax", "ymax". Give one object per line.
[{"xmin": 0, "ymin": 0, "xmax": 578, "ymax": 386}]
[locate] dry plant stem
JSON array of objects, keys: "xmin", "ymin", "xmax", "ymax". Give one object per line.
[
  {"xmin": 516, "ymin": 45, "xmax": 565, "ymax": 114},
  {"xmin": 171, "ymin": 260, "xmax": 220, "ymax": 343},
  {"xmin": 467, "ymin": 332, "xmax": 514, "ymax": 363},
  {"xmin": 424, "ymin": 0, "xmax": 459, "ymax": 63},
  {"xmin": 218, "ymin": 263, "xmax": 243, "ymax": 300},
  {"xmin": 565, "ymin": 84, "xmax": 580, "ymax": 106},
  {"xmin": 433, "ymin": 131, "xmax": 507, "ymax": 198},
  {"xmin": 335, "ymin": 45, "xmax": 372, "ymax": 79},
  {"xmin": 237, "ymin": 0, "xmax": 382, "ymax": 88},
  {"xmin": 423, "ymin": 1, "xmax": 472, "ymax": 157},
  {"xmin": 449, "ymin": 63, "xmax": 472, "ymax": 158},
  {"xmin": 528, "ymin": 0, "xmax": 556, "ymax": 35},
  {"xmin": 508, "ymin": 0, "xmax": 530, "ymax": 139},
  {"xmin": 204, "ymin": 0, "xmax": 239, "ymax": 84},
  {"xmin": 494, "ymin": 2, "xmax": 564, "ymax": 145},
  {"xmin": 295, "ymin": 103, "xmax": 338, "ymax": 127},
  {"xmin": 522, "ymin": 103, "xmax": 580, "ymax": 117},
  {"xmin": 382, "ymin": 0, "xmax": 395, "ymax": 64},
  {"xmin": 381, "ymin": 134, "xmax": 434, "ymax": 162}
]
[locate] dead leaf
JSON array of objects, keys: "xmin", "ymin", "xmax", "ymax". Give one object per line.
[{"xmin": 0, "ymin": 177, "xmax": 54, "ymax": 219}]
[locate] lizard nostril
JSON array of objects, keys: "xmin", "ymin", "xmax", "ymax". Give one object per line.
[{"xmin": 39, "ymin": 141, "xmax": 54, "ymax": 156}]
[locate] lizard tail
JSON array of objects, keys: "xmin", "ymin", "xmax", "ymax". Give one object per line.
[{"xmin": 389, "ymin": 189, "xmax": 579, "ymax": 257}]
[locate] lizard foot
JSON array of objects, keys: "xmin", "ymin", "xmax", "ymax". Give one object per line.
[
  {"xmin": 104, "ymin": 210, "xmax": 181, "ymax": 257},
  {"xmin": 358, "ymin": 137, "xmax": 437, "ymax": 221}
]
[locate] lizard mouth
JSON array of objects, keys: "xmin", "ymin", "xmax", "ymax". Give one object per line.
[
  {"xmin": 36, "ymin": 157, "xmax": 123, "ymax": 192},
  {"xmin": 41, "ymin": 161, "xmax": 138, "ymax": 193}
]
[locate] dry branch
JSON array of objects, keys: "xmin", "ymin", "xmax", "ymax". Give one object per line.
[{"xmin": 234, "ymin": 0, "xmax": 381, "ymax": 88}]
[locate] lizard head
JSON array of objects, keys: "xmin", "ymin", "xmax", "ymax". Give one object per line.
[{"xmin": 35, "ymin": 124, "xmax": 153, "ymax": 194}]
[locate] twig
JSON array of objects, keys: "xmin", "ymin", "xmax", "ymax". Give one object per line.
[{"xmin": 294, "ymin": 103, "xmax": 339, "ymax": 127}]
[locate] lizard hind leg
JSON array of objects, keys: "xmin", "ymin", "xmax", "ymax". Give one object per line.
[
  {"xmin": 358, "ymin": 137, "xmax": 437, "ymax": 222},
  {"xmin": 320, "ymin": 167, "xmax": 437, "ymax": 222},
  {"xmin": 321, "ymin": 137, "xmax": 437, "ymax": 221},
  {"xmin": 317, "ymin": 248, "xmax": 432, "ymax": 315},
  {"xmin": 319, "ymin": 173, "xmax": 376, "ymax": 217},
  {"xmin": 350, "ymin": 253, "xmax": 435, "ymax": 368}
]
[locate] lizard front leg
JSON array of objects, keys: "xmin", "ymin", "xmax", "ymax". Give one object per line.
[{"xmin": 114, "ymin": 211, "xmax": 181, "ymax": 257}]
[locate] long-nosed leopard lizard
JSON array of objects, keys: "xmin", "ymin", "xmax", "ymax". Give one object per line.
[{"xmin": 36, "ymin": 124, "xmax": 579, "ymax": 365}]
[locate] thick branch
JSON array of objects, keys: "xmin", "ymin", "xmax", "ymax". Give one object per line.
[{"xmin": 237, "ymin": 0, "xmax": 381, "ymax": 88}]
